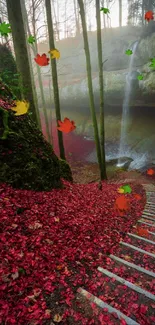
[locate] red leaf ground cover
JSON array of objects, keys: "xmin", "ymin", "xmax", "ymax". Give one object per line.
[{"xmin": 0, "ymin": 180, "xmax": 145, "ymax": 324}]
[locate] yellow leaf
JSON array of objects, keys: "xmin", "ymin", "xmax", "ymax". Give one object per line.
[
  {"xmin": 11, "ymin": 101, "xmax": 29, "ymax": 116},
  {"xmin": 117, "ymin": 187, "xmax": 125, "ymax": 193},
  {"xmin": 124, "ymin": 255, "xmax": 132, "ymax": 261},
  {"xmin": 54, "ymin": 217, "xmax": 60, "ymax": 222},
  {"xmin": 53, "ymin": 314, "xmax": 62, "ymax": 322},
  {"xmin": 49, "ymin": 48, "xmax": 60, "ymax": 59}
]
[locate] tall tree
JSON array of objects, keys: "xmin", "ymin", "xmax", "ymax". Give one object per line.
[
  {"xmin": 119, "ymin": 0, "xmax": 122, "ymax": 27},
  {"xmin": 45, "ymin": 0, "xmax": 66, "ymax": 160},
  {"xmin": 77, "ymin": 0, "xmax": 103, "ymax": 180},
  {"xmin": 6, "ymin": 0, "xmax": 38, "ymax": 124},
  {"xmin": 96, "ymin": 0, "xmax": 107, "ymax": 180},
  {"xmin": 20, "ymin": 0, "xmax": 41, "ymax": 130},
  {"xmin": 21, "ymin": 0, "xmax": 51, "ymax": 141}
]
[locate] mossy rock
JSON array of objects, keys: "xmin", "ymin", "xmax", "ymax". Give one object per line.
[
  {"xmin": 59, "ymin": 159, "xmax": 73, "ymax": 182},
  {"xmin": 0, "ymin": 109, "xmax": 73, "ymax": 191}
]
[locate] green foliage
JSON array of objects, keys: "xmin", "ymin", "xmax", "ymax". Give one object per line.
[
  {"xmin": 0, "ymin": 43, "xmax": 21, "ymax": 99},
  {"xmin": 100, "ymin": 7, "xmax": 110, "ymax": 14},
  {"xmin": 59, "ymin": 159, "xmax": 73, "ymax": 182},
  {"xmin": 0, "ymin": 22, "xmax": 11, "ymax": 36},
  {"xmin": 27, "ymin": 35, "xmax": 36, "ymax": 44}
]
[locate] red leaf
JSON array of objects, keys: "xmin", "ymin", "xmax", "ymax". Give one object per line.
[
  {"xmin": 57, "ymin": 117, "xmax": 76, "ymax": 133},
  {"xmin": 34, "ymin": 53, "xmax": 49, "ymax": 66},
  {"xmin": 147, "ymin": 168, "xmax": 155, "ymax": 175},
  {"xmin": 145, "ymin": 11, "xmax": 154, "ymax": 22}
]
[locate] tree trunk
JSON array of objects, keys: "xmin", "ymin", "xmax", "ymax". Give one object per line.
[
  {"xmin": 6, "ymin": 0, "xmax": 38, "ymax": 124},
  {"xmin": 96, "ymin": 0, "xmax": 107, "ymax": 180},
  {"xmin": 21, "ymin": 0, "xmax": 51, "ymax": 142},
  {"xmin": 77, "ymin": 0, "xmax": 103, "ymax": 179},
  {"xmin": 20, "ymin": 0, "xmax": 41, "ymax": 130},
  {"xmin": 73, "ymin": 0, "xmax": 80, "ymax": 36},
  {"xmin": 45, "ymin": 0, "xmax": 66, "ymax": 160},
  {"xmin": 119, "ymin": 0, "xmax": 122, "ymax": 27}
]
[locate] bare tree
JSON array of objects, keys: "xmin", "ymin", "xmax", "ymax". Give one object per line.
[
  {"xmin": 78, "ymin": 0, "xmax": 103, "ymax": 180},
  {"xmin": 96, "ymin": 0, "xmax": 107, "ymax": 179},
  {"xmin": 45, "ymin": 0, "xmax": 66, "ymax": 160}
]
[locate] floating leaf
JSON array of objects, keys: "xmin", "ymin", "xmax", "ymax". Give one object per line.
[
  {"xmin": 137, "ymin": 74, "xmax": 143, "ymax": 80},
  {"xmin": 34, "ymin": 53, "xmax": 49, "ymax": 66},
  {"xmin": 149, "ymin": 58, "xmax": 155, "ymax": 68},
  {"xmin": 121, "ymin": 184, "xmax": 132, "ymax": 194},
  {"xmin": 0, "ymin": 22, "xmax": 11, "ymax": 36},
  {"xmin": 125, "ymin": 49, "xmax": 133, "ymax": 56},
  {"xmin": 11, "ymin": 101, "xmax": 29, "ymax": 116},
  {"xmin": 100, "ymin": 7, "xmax": 110, "ymax": 14},
  {"xmin": 27, "ymin": 35, "xmax": 36, "ymax": 44},
  {"xmin": 57, "ymin": 117, "xmax": 76, "ymax": 133},
  {"xmin": 117, "ymin": 187, "xmax": 125, "ymax": 194},
  {"xmin": 145, "ymin": 10, "xmax": 154, "ymax": 22},
  {"xmin": 48, "ymin": 48, "xmax": 60, "ymax": 59},
  {"xmin": 147, "ymin": 168, "xmax": 155, "ymax": 175}
]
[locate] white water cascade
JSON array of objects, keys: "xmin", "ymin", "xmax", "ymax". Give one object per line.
[{"xmin": 117, "ymin": 41, "xmax": 139, "ymax": 166}]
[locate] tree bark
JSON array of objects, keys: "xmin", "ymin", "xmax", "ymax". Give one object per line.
[
  {"xmin": 45, "ymin": 0, "xmax": 66, "ymax": 160},
  {"xmin": 6, "ymin": 0, "xmax": 38, "ymax": 124},
  {"xmin": 119, "ymin": 0, "xmax": 122, "ymax": 27},
  {"xmin": 96, "ymin": 0, "xmax": 107, "ymax": 180},
  {"xmin": 78, "ymin": 0, "xmax": 103, "ymax": 180}
]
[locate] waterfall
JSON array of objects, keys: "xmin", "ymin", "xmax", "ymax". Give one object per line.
[{"xmin": 117, "ymin": 40, "xmax": 139, "ymax": 166}]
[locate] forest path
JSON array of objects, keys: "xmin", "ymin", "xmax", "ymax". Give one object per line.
[{"xmin": 75, "ymin": 183, "xmax": 155, "ymax": 325}]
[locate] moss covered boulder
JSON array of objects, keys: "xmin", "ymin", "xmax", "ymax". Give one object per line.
[{"xmin": 0, "ymin": 96, "xmax": 73, "ymax": 191}]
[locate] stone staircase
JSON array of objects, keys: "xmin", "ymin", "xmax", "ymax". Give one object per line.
[{"xmin": 76, "ymin": 184, "xmax": 155, "ymax": 325}]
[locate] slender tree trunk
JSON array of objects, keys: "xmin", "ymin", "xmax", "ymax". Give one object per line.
[
  {"xmin": 45, "ymin": 0, "xmax": 66, "ymax": 160},
  {"xmin": 142, "ymin": 0, "xmax": 144, "ymax": 25},
  {"xmin": 20, "ymin": 0, "xmax": 41, "ymax": 130},
  {"xmin": 119, "ymin": 0, "xmax": 122, "ymax": 27},
  {"xmin": 6, "ymin": 0, "xmax": 38, "ymax": 124},
  {"xmin": 73, "ymin": 0, "xmax": 80, "ymax": 36},
  {"xmin": 101, "ymin": 0, "xmax": 106, "ymax": 29},
  {"xmin": 96, "ymin": 0, "xmax": 107, "ymax": 180},
  {"xmin": 77, "ymin": 0, "xmax": 103, "ymax": 179}
]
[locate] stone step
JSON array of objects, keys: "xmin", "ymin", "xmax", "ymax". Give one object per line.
[
  {"xmin": 77, "ymin": 288, "xmax": 140, "ymax": 325},
  {"xmin": 98, "ymin": 267, "xmax": 155, "ymax": 301},
  {"xmin": 141, "ymin": 215, "xmax": 155, "ymax": 222},
  {"xmin": 132, "ymin": 225, "xmax": 155, "ymax": 241},
  {"xmin": 116, "ymin": 242, "xmax": 155, "ymax": 271},
  {"xmin": 137, "ymin": 220, "xmax": 155, "ymax": 228},
  {"xmin": 125, "ymin": 233, "xmax": 155, "ymax": 255},
  {"xmin": 143, "ymin": 210, "xmax": 155, "ymax": 217}
]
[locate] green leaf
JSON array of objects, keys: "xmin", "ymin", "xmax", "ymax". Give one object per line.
[
  {"xmin": 27, "ymin": 35, "xmax": 36, "ymax": 44},
  {"xmin": 18, "ymin": 267, "xmax": 26, "ymax": 275},
  {"xmin": 137, "ymin": 74, "xmax": 143, "ymax": 80},
  {"xmin": 121, "ymin": 184, "xmax": 132, "ymax": 194},
  {"xmin": 0, "ymin": 22, "xmax": 11, "ymax": 36},
  {"xmin": 125, "ymin": 49, "xmax": 133, "ymax": 56},
  {"xmin": 100, "ymin": 7, "xmax": 110, "ymax": 14},
  {"xmin": 149, "ymin": 57, "xmax": 155, "ymax": 68}
]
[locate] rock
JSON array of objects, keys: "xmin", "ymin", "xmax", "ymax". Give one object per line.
[{"xmin": 0, "ymin": 92, "xmax": 73, "ymax": 191}]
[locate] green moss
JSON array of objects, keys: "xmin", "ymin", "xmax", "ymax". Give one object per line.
[
  {"xmin": 0, "ymin": 109, "xmax": 73, "ymax": 191},
  {"xmin": 0, "ymin": 44, "xmax": 21, "ymax": 99},
  {"xmin": 59, "ymin": 159, "xmax": 73, "ymax": 182}
]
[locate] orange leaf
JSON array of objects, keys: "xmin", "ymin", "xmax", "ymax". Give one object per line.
[
  {"xmin": 134, "ymin": 194, "xmax": 142, "ymax": 200},
  {"xmin": 136, "ymin": 227, "xmax": 149, "ymax": 238},
  {"xmin": 57, "ymin": 117, "xmax": 76, "ymax": 133},
  {"xmin": 145, "ymin": 11, "xmax": 154, "ymax": 22},
  {"xmin": 147, "ymin": 168, "xmax": 155, "ymax": 175},
  {"xmin": 115, "ymin": 195, "xmax": 130, "ymax": 211},
  {"xmin": 34, "ymin": 53, "xmax": 49, "ymax": 66}
]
